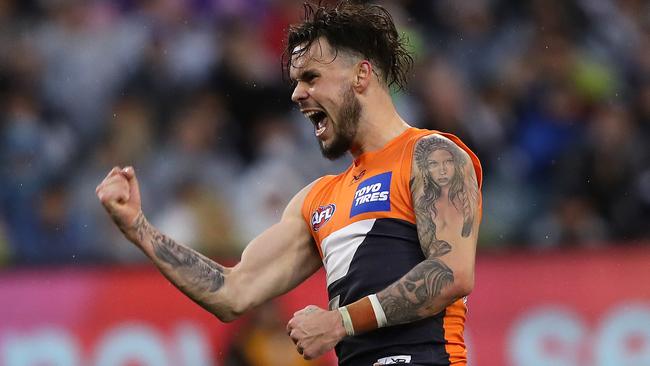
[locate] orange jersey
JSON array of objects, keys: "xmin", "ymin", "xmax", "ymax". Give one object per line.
[{"xmin": 301, "ymin": 128, "xmax": 482, "ymax": 366}]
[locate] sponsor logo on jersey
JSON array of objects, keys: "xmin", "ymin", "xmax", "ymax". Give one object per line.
[
  {"xmin": 350, "ymin": 172, "xmax": 392, "ymax": 217},
  {"xmin": 350, "ymin": 169, "xmax": 366, "ymax": 185},
  {"xmin": 311, "ymin": 204, "xmax": 336, "ymax": 231},
  {"xmin": 376, "ymin": 355, "xmax": 412, "ymax": 364}
]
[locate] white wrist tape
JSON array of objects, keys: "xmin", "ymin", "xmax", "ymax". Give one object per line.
[
  {"xmin": 369, "ymin": 294, "xmax": 388, "ymax": 328},
  {"xmin": 338, "ymin": 306, "xmax": 355, "ymax": 336}
]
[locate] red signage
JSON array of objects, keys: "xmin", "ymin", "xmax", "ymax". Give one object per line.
[
  {"xmin": 467, "ymin": 245, "xmax": 650, "ymax": 365},
  {"xmin": 0, "ymin": 245, "xmax": 648, "ymax": 365}
]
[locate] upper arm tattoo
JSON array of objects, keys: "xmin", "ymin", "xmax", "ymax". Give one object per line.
[
  {"xmin": 377, "ymin": 135, "xmax": 479, "ymax": 325},
  {"xmin": 412, "ymin": 136, "xmax": 479, "ymax": 242},
  {"xmin": 132, "ymin": 212, "xmax": 226, "ymax": 294}
]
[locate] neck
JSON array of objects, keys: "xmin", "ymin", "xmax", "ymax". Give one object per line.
[{"xmin": 349, "ymin": 90, "xmax": 410, "ymax": 158}]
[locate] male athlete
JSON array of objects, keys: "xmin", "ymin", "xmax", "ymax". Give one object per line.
[{"xmin": 96, "ymin": 2, "xmax": 482, "ymax": 365}]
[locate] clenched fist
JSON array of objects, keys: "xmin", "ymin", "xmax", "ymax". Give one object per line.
[
  {"xmin": 96, "ymin": 166, "xmax": 142, "ymax": 240},
  {"xmin": 286, "ymin": 305, "xmax": 346, "ymax": 360}
]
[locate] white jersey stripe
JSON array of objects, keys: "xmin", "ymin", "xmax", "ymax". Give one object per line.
[{"xmin": 321, "ymin": 219, "xmax": 376, "ymax": 287}]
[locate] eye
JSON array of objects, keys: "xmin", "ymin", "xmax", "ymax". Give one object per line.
[
  {"xmin": 302, "ymin": 71, "xmax": 319, "ymax": 84},
  {"xmin": 304, "ymin": 76, "xmax": 316, "ymax": 85}
]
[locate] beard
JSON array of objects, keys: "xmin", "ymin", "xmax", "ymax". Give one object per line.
[{"xmin": 319, "ymin": 86, "xmax": 361, "ymax": 160}]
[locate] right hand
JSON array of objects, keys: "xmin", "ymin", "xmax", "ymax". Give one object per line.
[{"xmin": 96, "ymin": 166, "xmax": 142, "ymax": 238}]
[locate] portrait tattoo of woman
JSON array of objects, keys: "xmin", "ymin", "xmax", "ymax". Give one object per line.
[{"xmin": 412, "ymin": 137, "xmax": 478, "ymax": 240}]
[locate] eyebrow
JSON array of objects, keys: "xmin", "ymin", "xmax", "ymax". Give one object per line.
[{"xmin": 290, "ymin": 68, "xmax": 320, "ymax": 83}]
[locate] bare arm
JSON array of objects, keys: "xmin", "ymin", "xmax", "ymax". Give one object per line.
[
  {"xmin": 377, "ymin": 134, "xmax": 480, "ymax": 325},
  {"xmin": 96, "ymin": 167, "xmax": 321, "ymax": 322}
]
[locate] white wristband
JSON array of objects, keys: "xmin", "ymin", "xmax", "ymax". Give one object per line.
[
  {"xmin": 338, "ymin": 306, "xmax": 355, "ymax": 336},
  {"xmin": 369, "ymin": 294, "xmax": 388, "ymax": 328}
]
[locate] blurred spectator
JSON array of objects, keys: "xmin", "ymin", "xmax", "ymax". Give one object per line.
[
  {"xmin": 153, "ymin": 178, "xmax": 241, "ymax": 260},
  {"xmin": 527, "ymin": 194, "xmax": 609, "ymax": 249},
  {"xmin": 8, "ymin": 179, "xmax": 97, "ymax": 265},
  {"xmin": 147, "ymin": 91, "xmax": 240, "ymax": 211},
  {"xmin": 232, "ymin": 117, "xmax": 306, "ymax": 246},
  {"xmin": 225, "ymin": 301, "xmax": 322, "ymax": 366},
  {"xmin": 31, "ymin": 0, "xmax": 148, "ymax": 140},
  {"xmin": 208, "ymin": 18, "xmax": 293, "ymax": 163},
  {"xmin": 555, "ymin": 103, "xmax": 648, "ymax": 240},
  {"xmin": 0, "ymin": 214, "xmax": 11, "ymax": 266}
]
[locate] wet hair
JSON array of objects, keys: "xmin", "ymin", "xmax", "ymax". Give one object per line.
[{"xmin": 283, "ymin": 1, "xmax": 413, "ymax": 91}]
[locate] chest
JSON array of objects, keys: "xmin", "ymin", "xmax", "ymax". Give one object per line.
[
  {"xmin": 432, "ymin": 198, "xmax": 464, "ymax": 236},
  {"xmin": 308, "ymin": 167, "xmax": 415, "ymax": 248}
]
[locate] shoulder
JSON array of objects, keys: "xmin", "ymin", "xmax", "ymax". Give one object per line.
[
  {"xmin": 412, "ymin": 133, "xmax": 472, "ymax": 165},
  {"xmin": 411, "ymin": 131, "xmax": 483, "ymax": 189},
  {"xmin": 282, "ymin": 175, "xmax": 336, "ymax": 219}
]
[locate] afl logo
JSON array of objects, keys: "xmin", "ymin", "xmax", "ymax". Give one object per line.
[{"xmin": 311, "ymin": 204, "xmax": 336, "ymax": 232}]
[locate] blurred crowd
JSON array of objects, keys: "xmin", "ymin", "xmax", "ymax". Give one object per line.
[{"xmin": 0, "ymin": 0, "xmax": 649, "ymax": 267}]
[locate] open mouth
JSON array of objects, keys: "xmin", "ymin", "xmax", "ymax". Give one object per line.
[{"xmin": 304, "ymin": 110, "xmax": 328, "ymax": 136}]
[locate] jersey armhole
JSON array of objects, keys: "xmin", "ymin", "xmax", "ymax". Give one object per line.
[{"xmin": 300, "ymin": 175, "xmax": 335, "ymax": 257}]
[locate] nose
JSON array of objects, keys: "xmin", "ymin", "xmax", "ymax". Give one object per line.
[{"xmin": 291, "ymin": 82, "xmax": 308, "ymax": 103}]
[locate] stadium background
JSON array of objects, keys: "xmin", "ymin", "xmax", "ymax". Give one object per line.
[{"xmin": 0, "ymin": 0, "xmax": 649, "ymax": 365}]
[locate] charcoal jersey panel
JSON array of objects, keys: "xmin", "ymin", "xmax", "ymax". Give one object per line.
[{"xmin": 301, "ymin": 128, "xmax": 483, "ymax": 366}]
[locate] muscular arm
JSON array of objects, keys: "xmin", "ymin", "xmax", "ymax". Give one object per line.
[
  {"xmin": 121, "ymin": 181, "xmax": 322, "ymax": 322},
  {"xmin": 377, "ymin": 134, "xmax": 480, "ymax": 325}
]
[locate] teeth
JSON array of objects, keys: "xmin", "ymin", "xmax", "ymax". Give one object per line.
[{"xmin": 302, "ymin": 110, "xmax": 323, "ymax": 118}]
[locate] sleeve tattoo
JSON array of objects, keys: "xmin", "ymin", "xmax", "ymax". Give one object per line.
[
  {"xmin": 132, "ymin": 212, "xmax": 226, "ymax": 295},
  {"xmin": 378, "ymin": 136, "xmax": 479, "ymax": 326}
]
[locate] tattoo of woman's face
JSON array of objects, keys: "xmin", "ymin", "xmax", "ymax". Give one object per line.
[{"xmin": 428, "ymin": 149, "xmax": 456, "ymax": 187}]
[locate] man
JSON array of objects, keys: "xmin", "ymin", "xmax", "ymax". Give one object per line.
[{"xmin": 96, "ymin": 2, "xmax": 482, "ymax": 365}]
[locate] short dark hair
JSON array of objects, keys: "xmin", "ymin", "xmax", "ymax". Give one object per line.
[{"xmin": 283, "ymin": 1, "xmax": 413, "ymax": 91}]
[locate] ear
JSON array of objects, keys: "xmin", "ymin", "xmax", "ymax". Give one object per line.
[{"xmin": 353, "ymin": 60, "xmax": 373, "ymax": 92}]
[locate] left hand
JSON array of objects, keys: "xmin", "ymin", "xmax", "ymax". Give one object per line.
[{"xmin": 286, "ymin": 305, "xmax": 346, "ymax": 359}]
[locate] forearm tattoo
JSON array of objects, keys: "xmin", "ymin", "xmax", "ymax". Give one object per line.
[
  {"xmin": 131, "ymin": 212, "xmax": 225, "ymax": 294},
  {"xmin": 378, "ymin": 258, "xmax": 454, "ymax": 324},
  {"xmin": 378, "ymin": 136, "xmax": 479, "ymax": 326}
]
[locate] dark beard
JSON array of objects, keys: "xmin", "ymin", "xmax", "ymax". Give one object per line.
[{"xmin": 319, "ymin": 87, "xmax": 361, "ymax": 160}]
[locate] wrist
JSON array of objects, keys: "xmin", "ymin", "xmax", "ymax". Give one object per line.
[
  {"xmin": 122, "ymin": 211, "xmax": 146, "ymax": 244},
  {"xmin": 331, "ymin": 309, "xmax": 348, "ymax": 340},
  {"xmin": 337, "ymin": 294, "xmax": 387, "ymax": 336}
]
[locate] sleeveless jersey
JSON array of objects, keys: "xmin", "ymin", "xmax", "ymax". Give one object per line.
[{"xmin": 301, "ymin": 128, "xmax": 483, "ymax": 366}]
